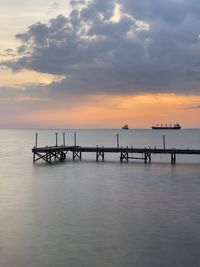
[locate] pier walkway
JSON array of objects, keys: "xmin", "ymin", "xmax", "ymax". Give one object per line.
[{"xmin": 32, "ymin": 145, "xmax": 200, "ymax": 165}]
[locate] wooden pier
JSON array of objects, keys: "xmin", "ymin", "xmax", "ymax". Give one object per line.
[{"xmin": 32, "ymin": 145, "xmax": 200, "ymax": 165}]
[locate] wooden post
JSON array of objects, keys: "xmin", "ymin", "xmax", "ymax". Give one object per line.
[
  {"xmin": 63, "ymin": 132, "xmax": 65, "ymax": 146},
  {"xmin": 144, "ymin": 153, "xmax": 147, "ymax": 163},
  {"xmin": 35, "ymin": 133, "xmax": 38, "ymax": 148},
  {"xmin": 120, "ymin": 152, "xmax": 123, "ymax": 163},
  {"xmin": 116, "ymin": 134, "xmax": 119, "ymax": 148},
  {"xmin": 171, "ymin": 153, "xmax": 174, "ymax": 164},
  {"xmin": 33, "ymin": 153, "xmax": 35, "ymax": 163},
  {"xmin": 96, "ymin": 145, "xmax": 98, "ymax": 162},
  {"xmin": 149, "ymin": 153, "xmax": 151, "ymax": 163},
  {"xmin": 102, "ymin": 147, "xmax": 105, "ymax": 161},
  {"xmin": 55, "ymin": 132, "xmax": 58, "ymax": 147},
  {"xmin": 74, "ymin": 132, "xmax": 76, "ymax": 146},
  {"xmin": 163, "ymin": 133, "xmax": 166, "ymax": 150},
  {"xmin": 171, "ymin": 152, "xmax": 176, "ymax": 164}
]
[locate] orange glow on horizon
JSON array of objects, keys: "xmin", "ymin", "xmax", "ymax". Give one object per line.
[{"xmin": 16, "ymin": 93, "xmax": 200, "ymax": 128}]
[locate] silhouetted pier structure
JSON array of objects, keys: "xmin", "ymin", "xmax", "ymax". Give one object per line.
[{"xmin": 32, "ymin": 145, "xmax": 200, "ymax": 165}]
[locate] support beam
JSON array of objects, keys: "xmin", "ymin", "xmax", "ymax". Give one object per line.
[
  {"xmin": 96, "ymin": 151, "xmax": 104, "ymax": 162},
  {"xmin": 120, "ymin": 152, "xmax": 129, "ymax": 162},
  {"xmin": 171, "ymin": 153, "xmax": 176, "ymax": 164},
  {"xmin": 33, "ymin": 152, "xmax": 36, "ymax": 163},
  {"xmin": 144, "ymin": 153, "xmax": 148, "ymax": 163},
  {"xmin": 144, "ymin": 152, "xmax": 151, "ymax": 163},
  {"xmin": 33, "ymin": 152, "xmax": 52, "ymax": 164},
  {"xmin": 73, "ymin": 151, "xmax": 82, "ymax": 160},
  {"xmin": 60, "ymin": 151, "xmax": 66, "ymax": 161},
  {"xmin": 149, "ymin": 153, "xmax": 151, "ymax": 163}
]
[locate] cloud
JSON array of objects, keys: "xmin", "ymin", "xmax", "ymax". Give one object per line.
[
  {"xmin": 2, "ymin": 0, "xmax": 200, "ymax": 96},
  {"xmin": 70, "ymin": 0, "xmax": 87, "ymax": 7}
]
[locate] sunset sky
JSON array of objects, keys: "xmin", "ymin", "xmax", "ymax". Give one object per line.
[{"xmin": 1, "ymin": 0, "xmax": 200, "ymax": 128}]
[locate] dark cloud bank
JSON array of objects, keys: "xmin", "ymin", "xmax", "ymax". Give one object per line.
[{"xmin": 3, "ymin": 0, "xmax": 200, "ymax": 95}]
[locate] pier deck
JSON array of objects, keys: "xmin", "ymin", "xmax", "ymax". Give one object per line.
[{"xmin": 32, "ymin": 145, "xmax": 200, "ymax": 164}]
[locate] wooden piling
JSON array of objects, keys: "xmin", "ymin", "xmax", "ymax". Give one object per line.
[
  {"xmin": 35, "ymin": 133, "xmax": 38, "ymax": 148},
  {"xmin": 63, "ymin": 132, "xmax": 65, "ymax": 146},
  {"xmin": 74, "ymin": 133, "xmax": 77, "ymax": 146},
  {"xmin": 55, "ymin": 132, "xmax": 58, "ymax": 147}
]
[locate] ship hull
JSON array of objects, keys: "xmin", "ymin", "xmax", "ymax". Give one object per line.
[
  {"xmin": 122, "ymin": 124, "xmax": 129, "ymax": 130},
  {"xmin": 152, "ymin": 126, "xmax": 181, "ymax": 130}
]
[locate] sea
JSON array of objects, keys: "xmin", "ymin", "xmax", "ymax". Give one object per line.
[{"xmin": 1, "ymin": 129, "xmax": 200, "ymax": 267}]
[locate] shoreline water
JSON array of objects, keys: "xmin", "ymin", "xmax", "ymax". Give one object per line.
[{"xmin": 1, "ymin": 129, "xmax": 200, "ymax": 267}]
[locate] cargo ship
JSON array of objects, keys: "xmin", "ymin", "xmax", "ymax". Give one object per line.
[
  {"xmin": 122, "ymin": 124, "xmax": 129, "ymax": 130},
  {"xmin": 152, "ymin": 123, "xmax": 181, "ymax": 130}
]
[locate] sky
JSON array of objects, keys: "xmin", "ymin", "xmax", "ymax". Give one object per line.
[{"xmin": 1, "ymin": 0, "xmax": 200, "ymax": 128}]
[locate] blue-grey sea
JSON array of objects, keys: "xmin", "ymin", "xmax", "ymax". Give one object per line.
[{"xmin": 1, "ymin": 129, "xmax": 200, "ymax": 267}]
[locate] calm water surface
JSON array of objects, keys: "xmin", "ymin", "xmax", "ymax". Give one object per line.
[{"xmin": 1, "ymin": 129, "xmax": 200, "ymax": 267}]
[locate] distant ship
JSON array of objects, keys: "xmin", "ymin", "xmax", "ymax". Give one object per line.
[
  {"xmin": 152, "ymin": 123, "xmax": 181, "ymax": 130},
  {"xmin": 122, "ymin": 124, "xmax": 129, "ymax": 130}
]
